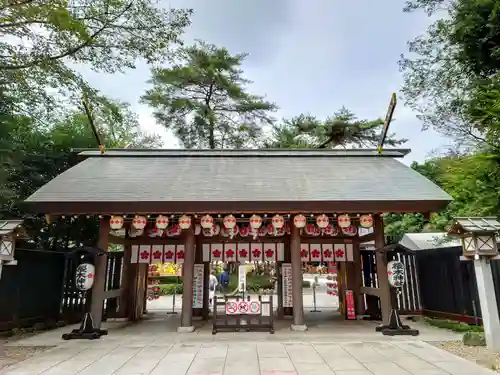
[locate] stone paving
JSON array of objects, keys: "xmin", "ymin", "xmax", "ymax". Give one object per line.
[{"xmin": 1, "ymin": 311, "xmax": 495, "ymax": 375}]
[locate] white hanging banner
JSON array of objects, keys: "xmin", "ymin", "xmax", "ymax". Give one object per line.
[
  {"xmin": 237, "ymin": 243, "xmax": 250, "ymax": 263},
  {"xmin": 211, "ymin": 243, "xmax": 223, "ymax": 262},
  {"xmin": 263, "ymin": 243, "xmax": 276, "ymax": 261},
  {"xmin": 345, "ymin": 243, "xmax": 354, "ymax": 262},
  {"xmin": 176, "ymin": 244, "xmax": 185, "ymax": 264},
  {"xmin": 163, "ymin": 245, "xmax": 176, "ymax": 263},
  {"xmin": 322, "ymin": 244, "xmax": 334, "ymax": 262},
  {"xmin": 334, "ymin": 244, "xmax": 346, "ymax": 262},
  {"xmin": 131, "ymin": 245, "xmax": 140, "ymax": 263},
  {"xmin": 250, "ymin": 243, "xmax": 263, "ymax": 261},
  {"xmin": 138, "ymin": 245, "xmax": 151, "ymax": 264},
  {"xmin": 202, "ymin": 244, "xmax": 210, "ymax": 262},
  {"xmin": 309, "ymin": 244, "xmax": 322, "ymax": 262},
  {"xmin": 224, "ymin": 243, "xmax": 237, "ymax": 262},
  {"xmin": 277, "ymin": 243, "xmax": 285, "ymax": 262},
  {"xmin": 151, "ymin": 245, "xmax": 164, "ymax": 264},
  {"xmin": 300, "ymin": 244, "xmax": 310, "ymax": 262}
]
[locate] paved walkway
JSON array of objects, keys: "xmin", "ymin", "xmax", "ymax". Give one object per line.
[{"xmin": 0, "ymin": 313, "xmax": 495, "ymax": 375}]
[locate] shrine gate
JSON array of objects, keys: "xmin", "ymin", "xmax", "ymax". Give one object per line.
[{"xmin": 23, "ymin": 148, "xmax": 451, "ymax": 332}]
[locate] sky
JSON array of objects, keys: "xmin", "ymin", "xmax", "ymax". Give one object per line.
[{"xmin": 79, "ymin": 0, "xmax": 452, "ymax": 166}]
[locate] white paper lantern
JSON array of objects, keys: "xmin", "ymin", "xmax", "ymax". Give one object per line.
[
  {"xmin": 223, "ymin": 215, "xmax": 237, "ymax": 229},
  {"xmin": 337, "ymin": 214, "xmax": 351, "ymax": 228},
  {"xmin": 249, "ymin": 215, "xmax": 262, "ymax": 229},
  {"xmin": 359, "ymin": 214, "xmax": 373, "ymax": 228},
  {"xmin": 155, "ymin": 215, "xmax": 169, "ymax": 229},
  {"xmin": 293, "ymin": 214, "xmax": 307, "ymax": 228},
  {"xmin": 316, "ymin": 214, "xmax": 329, "ymax": 229},
  {"xmin": 109, "ymin": 215, "xmax": 124, "ymax": 230},
  {"xmin": 132, "ymin": 215, "xmax": 147, "ymax": 230},
  {"xmin": 178, "ymin": 215, "xmax": 191, "ymax": 230},
  {"xmin": 200, "ymin": 215, "xmax": 213, "ymax": 229},
  {"xmin": 387, "ymin": 261, "xmax": 406, "ymax": 288},
  {"xmin": 271, "ymin": 214, "xmax": 284, "ymax": 229},
  {"xmin": 75, "ymin": 263, "xmax": 95, "ymax": 291}
]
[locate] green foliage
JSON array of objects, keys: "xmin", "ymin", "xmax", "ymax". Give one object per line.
[
  {"xmin": 424, "ymin": 317, "xmax": 483, "ymax": 332},
  {"xmin": 157, "ymin": 284, "xmax": 183, "ymax": 296},
  {"xmin": 0, "ymin": 1, "xmax": 192, "ymax": 112},
  {"xmin": 463, "ymin": 331, "xmax": 486, "ymax": 346},
  {"xmin": 142, "ymin": 40, "xmax": 277, "ymax": 149},
  {"xmin": 264, "ymin": 108, "xmax": 407, "ymax": 149}
]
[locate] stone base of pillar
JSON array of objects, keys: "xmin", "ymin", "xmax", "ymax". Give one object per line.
[
  {"xmin": 177, "ymin": 326, "xmax": 195, "ymax": 333},
  {"xmin": 290, "ymin": 324, "xmax": 308, "ymax": 332}
]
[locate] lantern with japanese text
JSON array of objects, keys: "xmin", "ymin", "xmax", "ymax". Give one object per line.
[
  {"xmin": 200, "ymin": 215, "xmax": 214, "ymax": 236},
  {"xmin": 155, "ymin": 215, "xmax": 169, "ymax": 230},
  {"xmin": 75, "ymin": 263, "xmax": 95, "ymax": 291},
  {"xmin": 109, "ymin": 216, "xmax": 124, "ymax": 230},
  {"xmin": 294, "ymin": 214, "xmax": 306, "ymax": 234},
  {"xmin": 337, "ymin": 214, "xmax": 350, "ymax": 228},
  {"xmin": 359, "ymin": 214, "xmax": 373, "ymax": 228},
  {"xmin": 132, "ymin": 215, "xmax": 147, "ymax": 230},
  {"xmin": 387, "ymin": 261, "xmax": 405, "ymax": 288},
  {"xmin": 178, "ymin": 215, "xmax": 191, "ymax": 230},
  {"xmin": 223, "ymin": 214, "xmax": 237, "ymax": 238},
  {"xmin": 272, "ymin": 214, "xmax": 284, "ymax": 236},
  {"xmin": 316, "ymin": 214, "xmax": 329, "ymax": 234},
  {"xmin": 249, "ymin": 215, "xmax": 262, "ymax": 239}
]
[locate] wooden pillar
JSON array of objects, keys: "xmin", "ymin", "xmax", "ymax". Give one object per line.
[
  {"xmin": 290, "ymin": 217, "xmax": 306, "ymax": 330},
  {"xmin": 178, "ymin": 224, "xmax": 195, "ymax": 332},
  {"xmin": 90, "ymin": 218, "xmax": 109, "ymax": 328},
  {"xmin": 374, "ymin": 214, "xmax": 391, "ymax": 324},
  {"xmin": 276, "ymin": 262, "xmax": 284, "ymax": 318},
  {"xmin": 118, "ymin": 242, "xmax": 132, "ymax": 318},
  {"xmin": 353, "ymin": 242, "xmax": 365, "ymax": 315}
]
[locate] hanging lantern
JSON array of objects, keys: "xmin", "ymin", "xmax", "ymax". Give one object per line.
[
  {"xmin": 132, "ymin": 215, "xmax": 147, "ymax": 230},
  {"xmin": 200, "ymin": 215, "xmax": 213, "ymax": 229},
  {"xmin": 155, "ymin": 215, "xmax": 169, "ymax": 230},
  {"xmin": 316, "ymin": 214, "xmax": 329, "ymax": 233},
  {"xmin": 359, "ymin": 214, "xmax": 373, "ymax": 228},
  {"xmin": 249, "ymin": 214, "xmax": 262, "ymax": 239},
  {"xmin": 337, "ymin": 214, "xmax": 351, "ymax": 228},
  {"xmin": 223, "ymin": 214, "xmax": 237, "ymax": 238},
  {"xmin": 178, "ymin": 215, "xmax": 191, "ymax": 230},
  {"xmin": 271, "ymin": 214, "xmax": 284, "ymax": 236},
  {"xmin": 294, "ymin": 214, "xmax": 306, "ymax": 228},
  {"xmin": 109, "ymin": 215, "xmax": 124, "ymax": 230}
]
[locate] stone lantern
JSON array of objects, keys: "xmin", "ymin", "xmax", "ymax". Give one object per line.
[
  {"xmin": 0, "ymin": 220, "xmax": 23, "ymax": 279},
  {"xmin": 448, "ymin": 217, "xmax": 500, "ymax": 259},
  {"xmin": 448, "ymin": 217, "xmax": 500, "ymax": 350}
]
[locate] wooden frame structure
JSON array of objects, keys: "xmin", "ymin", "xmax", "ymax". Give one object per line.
[{"xmin": 23, "ymin": 148, "xmax": 452, "ymax": 332}]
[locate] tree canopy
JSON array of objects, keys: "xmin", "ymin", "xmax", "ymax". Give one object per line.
[{"xmin": 141, "ymin": 41, "xmax": 277, "ymax": 149}]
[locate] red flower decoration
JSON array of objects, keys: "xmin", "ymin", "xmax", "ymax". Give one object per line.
[
  {"xmin": 323, "ymin": 249, "xmax": 332, "ymax": 258},
  {"xmin": 335, "ymin": 249, "xmax": 344, "ymax": 258},
  {"xmin": 153, "ymin": 250, "xmax": 162, "ymax": 259},
  {"xmin": 213, "ymin": 249, "xmax": 222, "ymax": 258},
  {"xmin": 300, "ymin": 249, "xmax": 307, "ymax": 258},
  {"xmin": 164, "ymin": 250, "xmax": 174, "ymax": 259},
  {"xmin": 87, "ymin": 274, "xmax": 93, "ymax": 279},
  {"xmin": 311, "ymin": 249, "xmax": 321, "ymax": 258},
  {"xmin": 226, "ymin": 249, "xmax": 235, "ymax": 258},
  {"xmin": 239, "ymin": 249, "xmax": 248, "ymax": 258},
  {"xmin": 140, "ymin": 251, "xmax": 150, "ymax": 260},
  {"xmin": 177, "ymin": 251, "xmax": 184, "ymax": 259},
  {"xmin": 387, "ymin": 271, "xmax": 393, "ymax": 276},
  {"xmin": 265, "ymin": 249, "xmax": 274, "ymax": 258},
  {"xmin": 252, "ymin": 248, "xmax": 261, "ymax": 258}
]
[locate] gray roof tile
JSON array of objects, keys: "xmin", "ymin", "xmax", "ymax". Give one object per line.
[{"xmin": 26, "ymin": 153, "xmax": 452, "ymax": 203}]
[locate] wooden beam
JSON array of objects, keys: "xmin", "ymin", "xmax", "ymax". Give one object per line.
[
  {"xmin": 103, "ymin": 289, "xmax": 121, "ymax": 299},
  {"xmin": 90, "ymin": 218, "xmax": 109, "ymax": 328},
  {"xmin": 360, "ymin": 287, "xmax": 381, "ymax": 297},
  {"xmin": 374, "ymin": 214, "xmax": 391, "ymax": 324}
]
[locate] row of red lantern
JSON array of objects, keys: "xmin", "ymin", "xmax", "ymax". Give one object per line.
[{"xmin": 109, "ymin": 213, "xmax": 374, "ymax": 231}]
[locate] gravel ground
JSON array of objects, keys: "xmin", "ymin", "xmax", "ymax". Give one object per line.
[
  {"xmin": 0, "ymin": 336, "xmax": 53, "ymax": 371},
  {"xmin": 431, "ymin": 340, "xmax": 500, "ymax": 373}
]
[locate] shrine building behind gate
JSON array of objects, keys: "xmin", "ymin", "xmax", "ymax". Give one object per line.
[{"xmin": 24, "ymin": 148, "xmax": 452, "ymax": 331}]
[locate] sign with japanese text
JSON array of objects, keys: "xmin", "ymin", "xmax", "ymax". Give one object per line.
[
  {"xmin": 238, "ymin": 265, "xmax": 247, "ymax": 292},
  {"xmin": 345, "ymin": 290, "xmax": 356, "ymax": 320},
  {"xmin": 282, "ymin": 263, "xmax": 293, "ymax": 307},
  {"xmin": 387, "ymin": 261, "xmax": 405, "ymax": 288},
  {"xmin": 192, "ymin": 264, "xmax": 204, "ymax": 308}
]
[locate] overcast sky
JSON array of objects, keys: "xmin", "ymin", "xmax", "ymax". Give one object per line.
[{"xmin": 80, "ymin": 0, "xmax": 452, "ymax": 165}]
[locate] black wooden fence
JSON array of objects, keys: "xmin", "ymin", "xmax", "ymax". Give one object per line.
[
  {"xmin": 360, "ymin": 249, "xmax": 422, "ymax": 316},
  {"xmin": 0, "ymin": 246, "xmax": 124, "ymax": 331}
]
